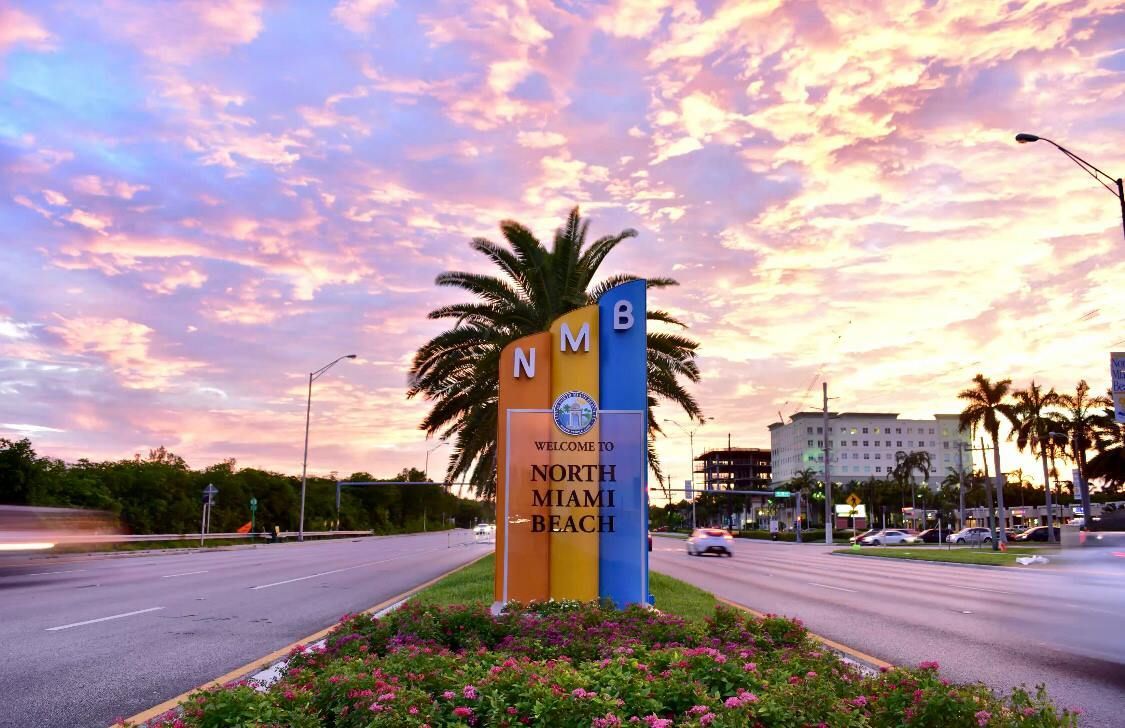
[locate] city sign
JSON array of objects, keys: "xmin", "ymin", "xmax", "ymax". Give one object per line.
[
  {"xmin": 774, "ymin": 490, "xmax": 791, "ymax": 498},
  {"xmin": 1112, "ymin": 352, "xmax": 1125, "ymax": 424},
  {"xmin": 495, "ymin": 280, "xmax": 648, "ymax": 609}
]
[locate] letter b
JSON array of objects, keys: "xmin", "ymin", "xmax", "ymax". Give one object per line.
[{"xmin": 613, "ymin": 300, "xmax": 634, "ymax": 331}]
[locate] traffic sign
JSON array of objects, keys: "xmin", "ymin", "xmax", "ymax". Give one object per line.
[
  {"xmin": 249, "ymin": 497, "xmax": 258, "ymax": 511},
  {"xmin": 203, "ymin": 485, "xmax": 218, "ymax": 496},
  {"xmin": 774, "ymin": 490, "xmax": 791, "ymax": 497},
  {"xmin": 846, "ymin": 493, "xmax": 861, "ymax": 508}
]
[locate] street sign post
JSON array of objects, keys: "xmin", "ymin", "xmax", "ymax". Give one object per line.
[
  {"xmin": 774, "ymin": 490, "xmax": 791, "ymax": 498},
  {"xmin": 200, "ymin": 484, "xmax": 218, "ymax": 546},
  {"xmin": 249, "ymin": 497, "xmax": 258, "ymax": 532}
]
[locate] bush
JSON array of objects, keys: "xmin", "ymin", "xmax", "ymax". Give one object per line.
[
  {"xmin": 735, "ymin": 529, "xmax": 829, "ymax": 542},
  {"xmin": 138, "ymin": 602, "xmax": 1075, "ymax": 728}
]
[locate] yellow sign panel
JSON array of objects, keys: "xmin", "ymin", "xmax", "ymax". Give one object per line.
[{"xmin": 846, "ymin": 493, "xmax": 861, "ymax": 508}]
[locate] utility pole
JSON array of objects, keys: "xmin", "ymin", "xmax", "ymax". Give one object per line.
[
  {"xmin": 822, "ymin": 382, "xmax": 832, "ymax": 544},
  {"xmin": 956, "ymin": 442, "xmax": 967, "ymax": 530},
  {"xmin": 980, "ymin": 438, "xmax": 998, "ymax": 550},
  {"xmin": 795, "ymin": 490, "xmax": 803, "ymax": 543}
]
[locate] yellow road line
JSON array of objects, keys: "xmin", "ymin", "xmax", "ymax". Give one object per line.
[
  {"xmin": 116, "ymin": 551, "xmax": 490, "ymax": 726},
  {"xmin": 715, "ymin": 596, "xmax": 893, "ymax": 670}
]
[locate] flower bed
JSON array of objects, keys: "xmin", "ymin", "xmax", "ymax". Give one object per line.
[{"xmin": 139, "ymin": 602, "xmax": 1074, "ymax": 727}]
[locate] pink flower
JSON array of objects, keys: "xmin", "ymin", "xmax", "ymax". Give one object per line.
[
  {"xmin": 283, "ymin": 690, "xmax": 295, "ymax": 700},
  {"xmin": 788, "ymin": 676, "xmax": 801, "ymax": 685},
  {"xmin": 409, "ymin": 706, "xmax": 419, "ymax": 715},
  {"xmin": 918, "ymin": 661, "xmax": 940, "ymax": 670},
  {"xmin": 442, "ymin": 691, "xmax": 456, "ymax": 700},
  {"xmin": 975, "ymin": 710, "xmax": 991, "ymax": 726},
  {"xmin": 368, "ymin": 702, "xmax": 383, "ymax": 713},
  {"xmin": 463, "ymin": 685, "xmax": 478, "ymax": 700},
  {"xmin": 806, "ymin": 671, "xmax": 817, "ymax": 678},
  {"xmin": 724, "ymin": 696, "xmax": 741, "ymax": 709},
  {"xmin": 700, "ymin": 714, "xmax": 715, "ymax": 726},
  {"xmin": 743, "ymin": 662, "xmax": 757, "ymax": 672},
  {"xmin": 453, "ymin": 706, "xmax": 474, "ymax": 718},
  {"xmin": 573, "ymin": 688, "xmax": 589, "ymax": 698},
  {"xmin": 851, "ymin": 696, "xmax": 868, "ymax": 707}
]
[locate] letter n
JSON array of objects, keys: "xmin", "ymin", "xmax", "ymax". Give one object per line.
[
  {"xmin": 514, "ymin": 346, "xmax": 536, "ymax": 378},
  {"xmin": 559, "ymin": 323, "xmax": 590, "ymax": 352}
]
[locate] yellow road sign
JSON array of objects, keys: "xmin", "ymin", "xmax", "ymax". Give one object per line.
[{"xmin": 846, "ymin": 493, "xmax": 861, "ymax": 508}]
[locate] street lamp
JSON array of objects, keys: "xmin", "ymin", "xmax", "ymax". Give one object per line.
[
  {"xmin": 1015, "ymin": 133, "xmax": 1125, "ymax": 242},
  {"xmin": 424, "ymin": 441, "xmax": 448, "ymax": 481},
  {"xmin": 299, "ymin": 354, "xmax": 357, "ymax": 542},
  {"xmin": 664, "ymin": 417, "xmax": 713, "ymax": 529}
]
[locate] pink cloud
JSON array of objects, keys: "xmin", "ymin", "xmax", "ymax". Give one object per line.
[{"xmin": 0, "ymin": 4, "xmax": 54, "ymax": 52}]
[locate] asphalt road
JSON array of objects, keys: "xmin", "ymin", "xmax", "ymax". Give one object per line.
[
  {"xmin": 651, "ymin": 537, "xmax": 1125, "ymax": 727},
  {"xmin": 0, "ymin": 530, "xmax": 491, "ymax": 728}
]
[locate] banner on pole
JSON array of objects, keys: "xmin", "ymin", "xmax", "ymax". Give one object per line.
[{"xmin": 1112, "ymin": 352, "xmax": 1125, "ymax": 424}]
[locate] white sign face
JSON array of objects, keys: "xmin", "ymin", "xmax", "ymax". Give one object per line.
[
  {"xmin": 1112, "ymin": 352, "xmax": 1125, "ymax": 424},
  {"xmin": 834, "ymin": 504, "xmax": 867, "ymax": 518}
]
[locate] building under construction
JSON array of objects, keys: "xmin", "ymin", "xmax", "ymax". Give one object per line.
[{"xmin": 693, "ymin": 447, "xmax": 772, "ymax": 529}]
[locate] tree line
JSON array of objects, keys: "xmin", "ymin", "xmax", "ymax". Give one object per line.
[{"xmin": 0, "ymin": 439, "xmax": 491, "ymax": 535}]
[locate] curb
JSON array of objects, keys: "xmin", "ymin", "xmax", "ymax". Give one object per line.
[
  {"xmin": 714, "ymin": 596, "xmax": 893, "ymax": 675},
  {"xmin": 116, "ymin": 551, "xmax": 491, "ymax": 727}
]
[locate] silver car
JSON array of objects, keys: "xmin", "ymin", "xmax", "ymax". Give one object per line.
[
  {"xmin": 946, "ymin": 527, "xmax": 992, "ymax": 544},
  {"xmin": 858, "ymin": 529, "xmax": 918, "ymax": 546},
  {"xmin": 686, "ymin": 528, "xmax": 734, "ymax": 557}
]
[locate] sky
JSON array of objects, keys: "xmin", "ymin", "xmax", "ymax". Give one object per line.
[{"xmin": 1, "ymin": 0, "xmax": 1123, "ymax": 495}]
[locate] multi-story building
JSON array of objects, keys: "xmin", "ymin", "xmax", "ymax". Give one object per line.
[
  {"xmin": 695, "ymin": 447, "xmax": 772, "ymax": 490},
  {"xmin": 768, "ymin": 412, "xmax": 973, "ymax": 485}
]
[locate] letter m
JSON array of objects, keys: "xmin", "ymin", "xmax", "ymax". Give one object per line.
[
  {"xmin": 513, "ymin": 346, "xmax": 536, "ymax": 378},
  {"xmin": 559, "ymin": 323, "xmax": 590, "ymax": 352}
]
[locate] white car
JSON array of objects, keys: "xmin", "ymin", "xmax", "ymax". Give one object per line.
[
  {"xmin": 858, "ymin": 529, "xmax": 918, "ymax": 546},
  {"xmin": 473, "ymin": 523, "xmax": 494, "ymax": 536},
  {"xmin": 686, "ymin": 528, "xmax": 734, "ymax": 557}
]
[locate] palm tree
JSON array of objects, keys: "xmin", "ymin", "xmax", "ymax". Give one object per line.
[
  {"xmin": 1055, "ymin": 380, "xmax": 1113, "ymax": 521},
  {"xmin": 408, "ymin": 208, "xmax": 702, "ymax": 499},
  {"xmin": 893, "ymin": 450, "xmax": 931, "ymax": 529},
  {"xmin": 787, "ymin": 468, "xmax": 818, "ymax": 538},
  {"xmin": 958, "ymin": 374, "xmax": 1017, "ymax": 547},
  {"xmin": 1086, "ymin": 407, "xmax": 1125, "ymax": 493},
  {"xmin": 1010, "ymin": 381, "xmax": 1062, "ymax": 542}
]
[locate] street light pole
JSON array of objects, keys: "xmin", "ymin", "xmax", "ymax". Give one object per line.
[
  {"xmin": 956, "ymin": 442, "xmax": 970, "ymax": 530},
  {"xmin": 665, "ymin": 418, "xmax": 712, "ymax": 530},
  {"xmin": 424, "ymin": 441, "xmax": 448, "ymax": 481},
  {"xmin": 299, "ymin": 354, "xmax": 357, "ymax": 542},
  {"xmin": 1015, "ymin": 133, "xmax": 1125, "ymax": 242}
]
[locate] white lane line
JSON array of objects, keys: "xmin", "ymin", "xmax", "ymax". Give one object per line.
[
  {"xmin": 947, "ymin": 584, "xmax": 1015, "ymax": 595},
  {"xmin": 26, "ymin": 569, "xmax": 85, "ymax": 576},
  {"xmin": 808, "ymin": 581, "xmax": 857, "ymax": 593},
  {"xmin": 250, "ymin": 557, "xmax": 398, "ymax": 590},
  {"xmin": 161, "ymin": 570, "xmax": 209, "ymax": 579},
  {"xmin": 45, "ymin": 607, "xmax": 164, "ymax": 632}
]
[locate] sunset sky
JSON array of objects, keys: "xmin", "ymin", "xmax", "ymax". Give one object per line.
[{"xmin": 2, "ymin": 0, "xmax": 1123, "ymax": 495}]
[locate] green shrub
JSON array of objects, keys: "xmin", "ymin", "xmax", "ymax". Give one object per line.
[{"xmin": 139, "ymin": 603, "xmax": 1075, "ymax": 728}]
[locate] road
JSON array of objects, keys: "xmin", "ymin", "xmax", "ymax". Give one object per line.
[
  {"xmin": 651, "ymin": 538, "xmax": 1125, "ymax": 728},
  {"xmin": 0, "ymin": 530, "xmax": 491, "ymax": 728}
]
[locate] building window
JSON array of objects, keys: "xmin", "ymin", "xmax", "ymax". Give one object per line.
[
  {"xmin": 943, "ymin": 441, "xmax": 950, "ymax": 449},
  {"xmin": 863, "ymin": 441, "xmax": 869, "ymax": 446},
  {"xmin": 863, "ymin": 453, "xmax": 870, "ymax": 460},
  {"xmin": 850, "ymin": 428, "xmax": 857, "ymax": 435},
  {"xmin": 817, "ymin": 427, "xmax": 822, "ymax": 434},
  {"xmin": 896, "ymin": 440, "xmax": 902, "ymax": 447},
  {"xmin": 807, "ymin": 427, "xmax": 813, "ymax": 434},
  {"xmin": 876, "ymin": 466, "xmax": 882, "ymax": 473},
  {"xmin": 875, "ymin": 453, "xmax": 881, "ymax": 460},
  {"xmin": 907, "ymin": 427, "xmax": 913, "ymax": 434},
  {"xmin": 808, "ymin": 440, "xmax": 813, "ymax": 446},
  {"xmin": 862, "ymin": 427, "xmax": 869, "ymax": 434},
  {"xmin": 896, "ymin": 428, "xmax": 902, "ymax": 434},
  {"xmin": 930, "ymin": 441, "xmax": 936, "ymax": 447},
  {"xmin": 874, "ymin": 427, "xmax": 881, "ymax": 434},
  {"xmin": 817, "ymin": 440, "xmax": 823, "ymax": 447},
  {"xmin": 929, "ymin": 428, "xmax": 935, "ymax": 434}
]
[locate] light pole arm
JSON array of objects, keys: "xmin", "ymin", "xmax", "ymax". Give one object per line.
[{"xmin": 1024, "ymin": 135, "xmax": 1124, "ymax": 242}]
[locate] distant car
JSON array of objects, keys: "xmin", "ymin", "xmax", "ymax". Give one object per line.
[
  {"xmin": 915, "ymin": 528, "xmax": 942, "ymax": 543},
  {"xmin": 859, "ymin": 529, "xmax": 917, "ymax": 546},
  {"xmin": 946, "ymin": 527, "xmax": 992, "ymax": 544},
  {"xmin": 849, "ymin": 529, "xmax": 877, "ymax": 544},
  {"xmin": 473, "ymin": 523, "xmax": 494, "ymax": 536},
  {"xmin": 1012, "ymin": 526, "xmax": 1061, "ymax": 542},
  {"xmin": 686, "ymin": 528, "xmax": 733, "ymax": 557}
]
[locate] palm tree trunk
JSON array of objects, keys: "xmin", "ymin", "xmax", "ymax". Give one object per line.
[
  {"xmin": 1040, "ymin": 445, "xmax": 1055, "ymax": 543},
  {"xmin": 992, "ymin": 434, "xmax": 1007, "ymax": 546}
]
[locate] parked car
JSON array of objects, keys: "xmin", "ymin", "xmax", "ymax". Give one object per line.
[
  {"xmin": 946, "ymin": 527, "xmax": 992, "ymax": 544},
  {"xmin": 686, "ymin": 528, "xmax": 733, "ymax": 557},
  {"xmin": 1012, "ymin": 526, "xmax": 1061, "ymax": 542},
  {"xmin": 858, "ymin": 529, "xmax": 917, "ymax": 546}
]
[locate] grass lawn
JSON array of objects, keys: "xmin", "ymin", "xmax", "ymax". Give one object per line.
[
  {"xmin": 412, "ymin": 553, "xmax": 717, "ymax": 621},
  {"xmin": 833, "ymin": 545, "xmax": 1048, "ymax": 566}
]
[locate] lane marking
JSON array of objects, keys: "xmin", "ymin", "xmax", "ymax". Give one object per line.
[
  {"xmin": 947, "ymin": 584, "xmax": 1015, "ymax": 595},
  {"xmin": 250, "ymin": 558, "xmax": 396, "ymax": 590},
  {"xmin": 808, "ymin": 581, "xmax": 857, "ymax": 593},
  {"xmin": 26, "ymin": 569, "xmax": 85, "ymax": 576},
  {"xmin": 46, "ymin": 606, "xmax": 164, "ymax": 632},
  {"xmin": 162, "ymin": 570, "xmax": 209, "ymax": 579}
]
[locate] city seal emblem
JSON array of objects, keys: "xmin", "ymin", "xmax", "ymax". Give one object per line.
[{"xmin": 552, "ymin": 390, "xmax": 598, "ymax": 436}]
